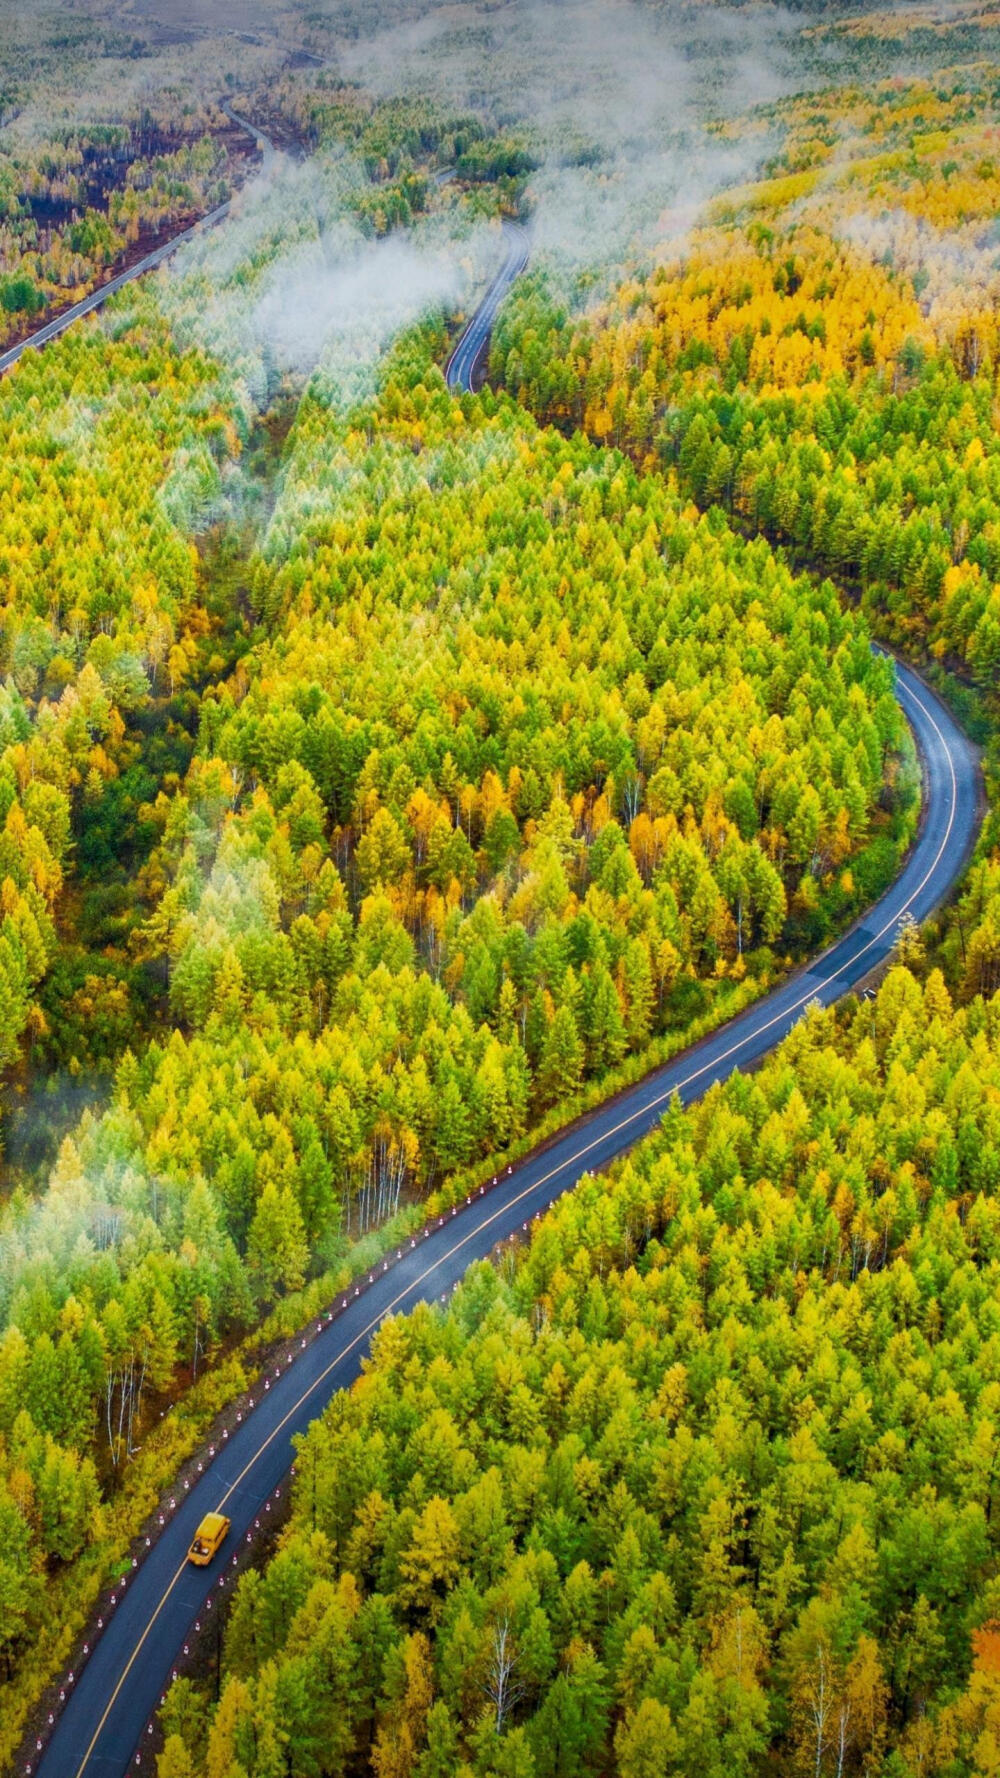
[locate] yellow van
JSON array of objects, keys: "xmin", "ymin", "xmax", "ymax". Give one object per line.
[{"xmin": 188, "ymin": 1511, "xmax": 231, "ymax": 1566}]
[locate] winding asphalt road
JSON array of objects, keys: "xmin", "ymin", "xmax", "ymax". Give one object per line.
[
  {"xmin": 446, "ymin": 219, "xmax": 530, "ymax": 393},
  {"xmin": 0, "ymin": 108, "xmax": 271, "ymax": 378},
  {"xmin": 26, "ymin": 164, "xmax": 984, "ymax": 1778}
]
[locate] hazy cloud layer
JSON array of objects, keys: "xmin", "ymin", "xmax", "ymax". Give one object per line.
[
  {"xmin": 329, "ymin": 0, "xmax": 828, "ymax": 277},
  {"xmin": 136, "ymin": 134, "xmax": 499, "ymax": 414},
  {"xmin": 253, "ymin": 230, "xmax": 467, "ymax": 372},
  {"xmin": 91, "ymin": 0, "xmax": 858, "ymax": 398},
  {"xmin": 336, "ymin": 0, "xmax": 800, "ymax": 132}
]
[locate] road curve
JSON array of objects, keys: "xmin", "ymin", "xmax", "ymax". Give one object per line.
[
  {"xmin": 27, "ymin": 212, "xmax": 983, "ymax": 1778},
  {"xmin": 0, "ymin": 108, "xmax": 271, "ymax": 378},
  {"xmin": 446, "ymin": 219, "xmax": 530, "ymax": 393}
]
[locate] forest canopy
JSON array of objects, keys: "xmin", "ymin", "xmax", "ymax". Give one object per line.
[
  {"xmin": 0, "ymin": 4, "xmax": 999, "ymax": 1773},
  {"xmin": 161, "ymin": 968, "xmax": 1000, "ymax": 1778}
]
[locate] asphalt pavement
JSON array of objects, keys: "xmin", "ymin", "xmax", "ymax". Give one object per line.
[{"xmin": 446, "ymin": 221, "xmax": 530, "ymax": 393}]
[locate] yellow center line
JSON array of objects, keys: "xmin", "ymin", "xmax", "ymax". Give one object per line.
[{"xmin": 72, "ymin": 671, "xmax": 956, "ymax": 1778}]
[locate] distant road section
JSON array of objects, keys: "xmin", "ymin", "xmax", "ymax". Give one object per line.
[
  {"xmin": 446, "ymin": 219, "xmax": 530, "ymax": 393},
  {"xmin": 220, "ymin": 101, "xmax": 276, "ymax": 171},
  {"xmin": 0, "ymin": 108, "xmax": 272, "ymax": 377}
]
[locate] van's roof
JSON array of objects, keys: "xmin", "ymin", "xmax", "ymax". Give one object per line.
[{"xmin": 195, "ymin": 1512, "xmax": 228, "ymax": 1537}]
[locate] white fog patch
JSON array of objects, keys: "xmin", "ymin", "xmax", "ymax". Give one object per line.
[
  {"xmin": 142, "ymin": 139, "xmax": 496, "ymax": 405},
  {"xmin": 253, "ymin": 231, "xmax": 465, "ymax": 374}
]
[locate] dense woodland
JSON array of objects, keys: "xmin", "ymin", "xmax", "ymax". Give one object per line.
[
  {"xmin": 0, "ymin": 2, "xmax": 312, "ymax": 342},
  {"xmin": 156, "ymin": 39, "xmax": 1000, "ymax": 1778},
  {"xmin": 493, "ymin": 72, "xmax": 1000, "ymax": 692},
  {"xmin": 0, "ymin": 92, "xmax": 244, "ymax": 338},
  {"xmin": 0, "ymin": 60, "xmax": 920, "ymax": 1757},
  {"xmin": 491, "ymin": 65, "xmax": 1000, "ymax": 998},
  {"xmin": 1, "ymin": 0, "xmax": 1000, "ymax": 1772},
  {"xmin": 0, "ymin": 316, "xmax": 905, "ymax": 1677},
  {"xmin": 161, "ymin": 969, "xmax": 1000, "ymax": 1778}
]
